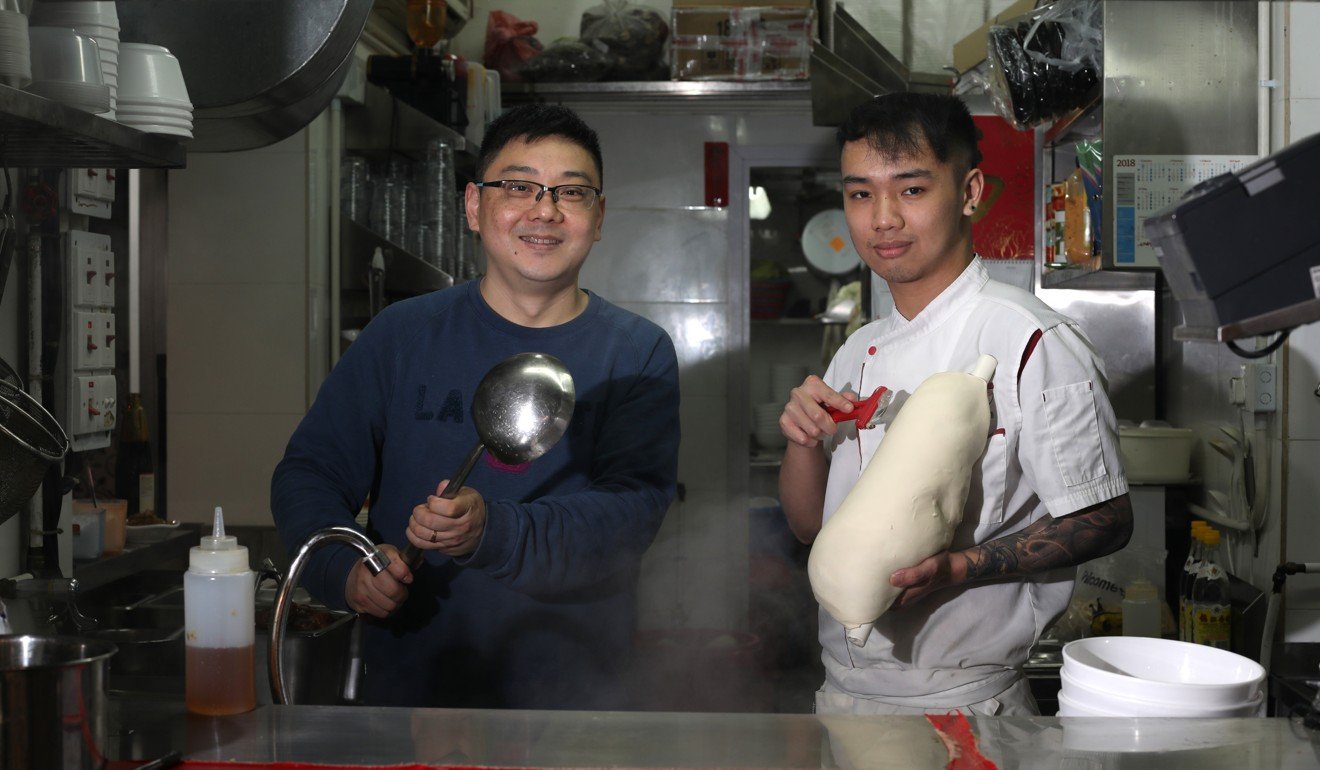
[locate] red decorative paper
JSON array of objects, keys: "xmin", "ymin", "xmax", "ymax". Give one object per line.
[{"xmin": 971, "ymin": 115, "xmax": 1035, "ymax": 260}]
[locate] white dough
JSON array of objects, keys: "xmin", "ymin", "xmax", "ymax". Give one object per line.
[{"xmin": 808, "ymin": 354, "xmax": 997, "ymax": 646}]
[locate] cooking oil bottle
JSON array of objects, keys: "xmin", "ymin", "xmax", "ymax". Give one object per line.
[
  {"xmin": 1192, "ymin": 528, "xmax": 1231, "ymax": 650},
  {"xmin": 1178, "ymin": 522, "xmax": 1208, "ymax": 641},
  {"xmin": 185, "ymin": 506, "xmax": 256, "ymax": 715}
]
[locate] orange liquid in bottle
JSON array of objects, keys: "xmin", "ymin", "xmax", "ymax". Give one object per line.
[
  {"xmin": 406, "ymin": 0, "xmax": 447, "ymax": 48},
  {"xmin": 186, "ymin": 644, "xmax": 256, "ymax": 715}
]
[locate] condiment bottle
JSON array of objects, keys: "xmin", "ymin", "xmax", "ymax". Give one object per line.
[
  {"xmin": 1121, "ymin": 578, "xmax": 1162, "ymax": 638},
  {"xmin": 185, "ymin": 506, "xmax": 256, "ymax": 715},
  {"xmin": 1192, "ymin": 528, "xmax": 1232, "ymax": 650}
]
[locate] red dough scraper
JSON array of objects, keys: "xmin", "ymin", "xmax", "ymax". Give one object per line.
[{"xmin": 825, "ymin": 386, "xmax": 892, "ymax": 429}]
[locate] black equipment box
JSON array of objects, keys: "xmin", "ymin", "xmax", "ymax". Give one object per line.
[{"xmin": 1144, "ymin": 131, "xmax": 1320, "ymax": 336}]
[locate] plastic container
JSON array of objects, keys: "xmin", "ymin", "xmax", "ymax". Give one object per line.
[
  {"xmin": 1120, "ymin": 578, "xmax": 1161, "ymax": 638},
  {"xmin": 184, "ymin": 506, "xmax": 256, "ymax": 715},
  {"xmin": 1117, "ymin": 426, "xmax": 1196, "ymax": 483}
]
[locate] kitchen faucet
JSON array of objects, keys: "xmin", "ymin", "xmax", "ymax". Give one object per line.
[{"xmin": 268, "ymin": 526, "xmax": 390, "ymax": 704}]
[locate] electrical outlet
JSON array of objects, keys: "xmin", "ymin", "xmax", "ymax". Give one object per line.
[
  {"xmin": 69, "ymin": 374, "xmax": 115, "ymax": 451},
  {"xmin": 73, "ymin": 311, "xmax": 99, "ymax": 371},
  {"xmin": 73, "ymin": 244, "xmax": 100, "ymax": 307},
  {"xmin": 100, "ymin": 251, "xmax": 116, "ymax": 307},
  {"xmin": 1242, "ymin": 363, "xmax": 1278, "ymax": 413},
  {"xmin": 97, "ymin": 312, "xmax": 116, "ymax": 369}
]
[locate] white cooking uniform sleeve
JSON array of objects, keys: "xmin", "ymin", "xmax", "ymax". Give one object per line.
[{"xmin": 1015, "ymin": 322, "xmax": 1128, "ymax": 516}]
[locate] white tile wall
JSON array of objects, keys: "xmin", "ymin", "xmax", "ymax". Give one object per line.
[
  {"xmin": 1283, "ymin": 2, "xmax": 1320, "ymax": 641},
  {"xmin": 166, "ymin": 124, "xmax": 323, "ymax": 527},
  {"xmin": 1287, "ymin": 322, "xmax": 1320, "ymax": 440},
  {"xmin": 165, "ymin": 282, "xmax": 307, "ymax": 415},
  {"xmin": 166, "ymin": 411, "xmax": 304, "ymax": 526},
  {"xmin": 167, "ymin": 132, "xmax": 309, "ymax": 287},
  {"xmin": 1288, "ymin": 2, "xmax": 1320, "ymax": 100},
  {"xmin": 1285, "ymin": 609, "xmax": 1320, "ymax": 643},
  {"xmin": 1285, "ymin": 440, "xmax": 1320, "ymax": 609}
]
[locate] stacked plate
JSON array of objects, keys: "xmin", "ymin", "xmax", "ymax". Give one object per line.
[
  {"xmin": 754, "ymin": 402, "xmax": 786, "ymax": 451},
  {"xmin": 0, "ymin": 7, "xmax": 30, "ymax": 88},
  {"xmin": 114, "ymin": 43, "xmax": 191, "ymax": 138},
  {"xmin": 1058, "ymin": 636, "xmax": 1266, "ymax": 718},
  {"xmin": 29, "ymin": 1, "xmax": 118, "ymax": 117}
]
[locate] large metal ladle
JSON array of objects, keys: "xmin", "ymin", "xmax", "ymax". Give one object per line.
[{"xmin": 400, "ymin": 352, "xmax": 575, "ymax": 568}]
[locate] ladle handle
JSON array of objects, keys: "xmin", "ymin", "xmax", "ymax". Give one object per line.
[{"xmin": 401, "ymin": 442, "xmax": 487, "ymax": 568}]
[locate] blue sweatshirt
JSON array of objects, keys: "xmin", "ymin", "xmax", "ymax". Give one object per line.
[{"xmin": 271, "ymin": 280, "xmax": 680, "ymax": 708}]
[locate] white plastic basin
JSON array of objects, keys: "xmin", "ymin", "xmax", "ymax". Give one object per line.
[{"xmin": 1061, "ymin": 636, "xmax": 1265, "ymax": 707}]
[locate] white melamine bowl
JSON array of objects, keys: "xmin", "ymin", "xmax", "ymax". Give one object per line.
[
  {"xmin": 1060, "ymin": 668, "xmax": 1263, "ymax": 718},
  {"xmin": 27, "ymin": 26, "xmax": 102, "ymax": 85},
  {"xmin": 115, "ymin": 94, "xmax": 192, "ymax": 110},
  {"xmin": 114, "ymin": 103, "xmax": 192, "ymax": 120},
  {"xmin": 30, "ymin": 1, "xmax": 119, "ymax": 30},
  {"xmin": 1061, "ymin": 636, "xmax": 1265, "ymax": 707},
  {"xmin": 116, "ymin": 42, "xmax": 188, "ymax": 105}
]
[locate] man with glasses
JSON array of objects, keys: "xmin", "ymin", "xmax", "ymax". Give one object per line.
[{"xmin": 272, "ymin": 105, "xmax": 680, "ymax": 709}]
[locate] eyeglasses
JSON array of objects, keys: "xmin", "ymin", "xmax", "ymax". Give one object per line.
[{"xmin": 475, "ymin": 179, "xmax": 602, "ymax": 211}]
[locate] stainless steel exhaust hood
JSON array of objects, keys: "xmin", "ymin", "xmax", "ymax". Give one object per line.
[
  {"xmin": 810, "ymin": 5, "xmax": 951, "ymax": 127},
  {"xmin": 117, "ymin": 0, "xmax": 374, "ymax": 152}
]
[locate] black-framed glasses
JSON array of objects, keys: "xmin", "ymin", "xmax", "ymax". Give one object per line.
[{"xmin": 475, "ymin": 179, "xmax": 602, "ymax": 210}]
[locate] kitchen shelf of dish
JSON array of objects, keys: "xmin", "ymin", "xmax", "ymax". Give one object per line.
[
  {"xmin": 752, "ymin": 317, "xmax": 849, "ymax": 326},
  {"xmin": 750, "ymin": 452, "xmax": 784, "ymax": 468},
  {"xmin": 0, "ymin": 84, "xmax": 186, "ymax": 168},
  {"xmin": 344, "ymin": 81, "xmax": 468, "ymax": 160}
]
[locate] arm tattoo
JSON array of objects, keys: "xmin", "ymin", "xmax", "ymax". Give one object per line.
[{"xmin": 963, "ymin": 494, "xmax": 1133, "ymax": 581}]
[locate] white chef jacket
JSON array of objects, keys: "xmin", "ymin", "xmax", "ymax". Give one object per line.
[{"xmin": 818, "ymin": 257, "xmax": 1128, "ymax": 708}]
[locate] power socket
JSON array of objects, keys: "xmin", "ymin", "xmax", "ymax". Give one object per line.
[{"xmin": 1241, "ymin": 363, "xmax": 1277, "ymax": 413}]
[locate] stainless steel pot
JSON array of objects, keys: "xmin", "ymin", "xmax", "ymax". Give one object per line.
[{"xmin": 0, "ymin": 635, "xmax": 117, "ymax": 770}]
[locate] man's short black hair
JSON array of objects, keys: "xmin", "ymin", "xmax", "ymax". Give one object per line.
[
  {"xmin": 837, "ymin": 93, "xmax": 982, "ymax": 172},
  {"xmin": 477, "ymin": 104, "xmax": 604, "ymax": 185}
]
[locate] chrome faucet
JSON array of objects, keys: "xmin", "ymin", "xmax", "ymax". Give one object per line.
[{"xmin": 268, "ymin": 526, "xmax": 390, "ymax": 705}]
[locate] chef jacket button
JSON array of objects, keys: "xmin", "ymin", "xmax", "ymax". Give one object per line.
[{"xmin": 868, "ymin": 346, "xmax": 876, "ymax": 356}]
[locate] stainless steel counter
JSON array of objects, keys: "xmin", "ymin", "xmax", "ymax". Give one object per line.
[{"xmin": 110, "ymin": 700, "xmax": 1320, "ymax": 769}]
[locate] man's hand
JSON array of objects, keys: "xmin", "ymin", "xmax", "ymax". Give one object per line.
[
  {"xmin": 780, "ymin": 375, "xmax": 856, "ymax": 448},
  {"xmin": 888, "ymin": 550, "xmax": 966, "ymax": 610},
  {"xmin": 406, "ymin": 480, "xmax": 488, "ymax": 557},
  {"xmin": 345, "ymin": 543, "xmax": 412, "ymax": 618}
]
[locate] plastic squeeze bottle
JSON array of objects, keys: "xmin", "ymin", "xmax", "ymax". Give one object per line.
[
  {"xmin": 1121, "ymin": 578, "xmax": 1162, "ymax": 638},
  {"xmin": 185, "ymin": 506, "xmax": 256, "ymax": 715}
]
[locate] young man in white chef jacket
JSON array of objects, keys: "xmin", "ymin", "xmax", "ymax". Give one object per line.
[{"xmin": 778, "ymin": 92, "xmax": 1133, "ymax": 716}]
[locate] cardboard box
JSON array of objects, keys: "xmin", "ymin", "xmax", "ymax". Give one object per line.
[
  {"xmin": 952, "ymin": 0, "xmax": 1037, "ymax": 74},
  {"xmin": 671, "ymin": 4, "xmax": 816, "ymax": 81}
]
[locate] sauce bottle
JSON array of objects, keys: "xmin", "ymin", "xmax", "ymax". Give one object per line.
[{"xmin": 185, "ymin": 506, "xmax": 256, "ymax": 715}]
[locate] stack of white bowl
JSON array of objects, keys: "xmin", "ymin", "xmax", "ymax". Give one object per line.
[
  {"xmin": 769, "ymin": 363, "xmax": 809, "ymax": 404},
  {"xmin": 24, "ymin": 26, "xmax": 108, "ymax": 114},
  {"xmin": 114, "ymin": 42, "xmax": 191, "ymax": 139},
  {"xmin": 29, "ymin": 0, "xmax": 117, "ymax": 117},
  {"xmin": 753, "ymin": 402, "xmax": 786, "ymax": 451},
  {"xmin": 1058, "ymin": 636, "xmax": 1265, "ymax": 718},
  {"xmin": 0, "ymin": 3, "xmax": 30, "ymax": 89}
]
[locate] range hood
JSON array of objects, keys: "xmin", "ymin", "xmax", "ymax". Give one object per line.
[
  {"xmin": 810, "ymin": 6, "xmax": 951, "ymax": 127},
  {"xmin": 117, "ymin": 0, "xmax": 373, "ymax": 152}
]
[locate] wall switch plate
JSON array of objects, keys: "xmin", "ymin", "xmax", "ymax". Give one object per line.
[{"xmin": 68, "ymin": 168, "xmax": 113, "ymax": 219}]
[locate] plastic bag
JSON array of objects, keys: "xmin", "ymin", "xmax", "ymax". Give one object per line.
[
  {"xmin": 1055, "ymin": 545, "xmax": 1168, "ymax": 641},
  {"xmin": 483, "ymin": 10, "xmax": 544, "ymax": 83},
  {"xmin": 580, "ymin": 0, "xmax": 669, "ymax": 81},
  {"xmin": 518, "ymin": 38, "xmax": 611, "ymax": 82},
  {"xmin": 985, "ymin": 0, "xmax": 1102, "ymax": 130}
]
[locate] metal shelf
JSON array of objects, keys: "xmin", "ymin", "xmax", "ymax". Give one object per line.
[
  {"xmin": 0, "ymin": 85, "xmax": 186, "ymax": 168},
  {"xmin": 1041, "ymin": 262, "xmax": 1157, "ymax": 291},
  {"xmin": 343, "ymin": 81, "xmax": 466, "ymax": 157},
  {"xmin": 502, "ymin": 80, "xmax": 811, "ymax": 109}
]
